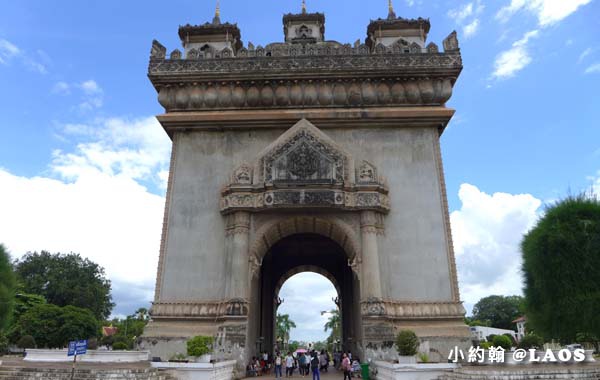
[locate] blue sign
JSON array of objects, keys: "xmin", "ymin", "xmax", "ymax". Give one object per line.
[{"xmin": 67, "ymin": 340, "xmax": 88, "ymax": 356}]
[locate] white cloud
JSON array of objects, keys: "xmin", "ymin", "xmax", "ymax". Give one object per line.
[
  {"xmin": 74, "ymin": 79, "xmax": 104, "ymax": 110},
  {"xmin": 578, "ymin": 47, "xmax": 593, "ymax": 63},
  {"xmin": 496, "ymin": 0, "xmax": 592, "ymax": 27},
  {"xmin": 0, "ymin": 38, "xmax": 47, "ymax": 73},
  {"xmin": 447, "ymin": 1, "xmax": 484, "ymax": 39},
  {"xmin": 52, "ymin": 81, "xmax": 71, "ymax": 95},
  {"xmin": 0, "ymin": 116, "xmax": 171, "ymax": 316},
  {"xmin": 463, "ymin": 19, "xmax": 480, "ymax": 38},
  {"xmin": 584, "ymin": 63, "xmax": 600, "ymax": 74},
  {"xmin": 448, "ymin": 3, "xmax": 474, "ymax": 23},
  {"xmin": 492, "ymin": 29, "xmax": 539, "ymax": 79},
  {"xmin": 80, "ymin": 80, "xmax": 102, "ymax": 95},
  {"xmin": 278, "ymin": 272, "xmax": 338, "ymax": 342},
  {"xmin": 0, "ymin": 38, "xmax": 21, "ymax": 64},
  {"xmin": 451, "ymin": 184, "xmax": 542, "ymax": 313}
]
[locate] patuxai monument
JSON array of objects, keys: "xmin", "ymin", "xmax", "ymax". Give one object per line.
[{"xmin": 140, "ymin": 0, "xmax": 471, "ymax": 370}]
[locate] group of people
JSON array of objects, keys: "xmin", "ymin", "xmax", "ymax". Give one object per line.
[{"xmin": 247, "ymin": 350, "xmax": 361, "ymax": 380}]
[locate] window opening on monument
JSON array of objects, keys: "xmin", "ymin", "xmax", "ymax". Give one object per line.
[{"xmin": 276, "ymin": 272, "xmax": 341, "ymax": 354}]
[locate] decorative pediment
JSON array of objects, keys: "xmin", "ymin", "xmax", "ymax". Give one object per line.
[
  {"xmin": 221, "ymin": 119, "xmax": 389, "ymax": 214},
  {"xmin": 256, "ymin": 118, "xmax": 351, "ymax": 185}
]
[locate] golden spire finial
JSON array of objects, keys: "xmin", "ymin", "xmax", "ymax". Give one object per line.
[
  {"xmin": 213, "ymin": 0, "xmax": 221, "ymax": 24},
  {"xmin": 388, "ymin": 0, "xmax": 397, "ymax": 19},
  {"xmin": 302, "ymin": 0, "xmax": 307, "ymax": 13}
]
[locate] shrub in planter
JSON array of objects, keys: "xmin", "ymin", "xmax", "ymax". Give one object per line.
[
  {"xmin": 396, "ymin": 330, "xmax": 419, "ymax": 356},
  {"xmin": 492, "ymin": 335, "xmax": 512, "ymax": 350},
  {"xmin": 112, "ymin": 342, "xmax": 128, "ymax": 350},
  {"xmin": 480, "ymin": 341, "xmax": 492, "ymax": 349},
  {"xmin": 187, "ymin": 336, "xmax": 213, "ymax": 359},
  {"xmin": 518, "ymin": 334, "xmax": 543, "ymax": 350},
  {"xmin": 17, "ymin": 335, "xmax": 36, "ymax": 349}
]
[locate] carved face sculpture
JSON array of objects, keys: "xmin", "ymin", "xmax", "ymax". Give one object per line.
[
  {"xmin": 360, "ymin": 167, "xmax": 374, "ymax": 182},
  {"xmin": 297, "ymin": 25, "xmax": 312, "ymax": 39}
]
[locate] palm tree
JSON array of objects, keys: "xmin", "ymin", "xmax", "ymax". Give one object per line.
[
  {"xmin": 323, "ymin": 309, "xmax": 341, "ymax": 347},
  {"xmin": 276, "ymin": 314, "xmax": 297, "ymax": 346}
]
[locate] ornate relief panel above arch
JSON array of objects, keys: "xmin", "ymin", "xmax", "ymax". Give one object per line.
[
  {"xmin": 220, "ymin": 118, "xmax": 389, "ymax": 214},
  {"xmin": 256, "ymin": 118, "xmax": 351, "ymax": 185}
]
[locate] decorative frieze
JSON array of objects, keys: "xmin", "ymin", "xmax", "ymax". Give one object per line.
[
  {"xmin": 360, "ymin": 300, "xmax": 466, "ymax": 319},
  {"xmin": 151, "ymin": 300, "xmax": 249, "ymax": 319},
  {"xmin": 154, "ymin": 77, "xmax": 455, "ymax": 111}
]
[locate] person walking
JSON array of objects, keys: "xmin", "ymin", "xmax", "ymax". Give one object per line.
[
  {"xmin": 310, "ymin": 351, "xmax": 320, "ymax": 380},
  {"xmin": 341, "ymin": 353, "xmax": 351, "ymax": 380},
  {"xmin": 275, "ymin": 352, "xmax": 283, "ymax": 380},
  {"xmin": 286, "ymin": 352, "xmax": 294, "ymax": 378}
]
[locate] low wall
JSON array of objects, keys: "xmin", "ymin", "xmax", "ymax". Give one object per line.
[
  {"xmin": 24, "ymin": 349, "xmax": 150, "ymax": 363},
  {"xmin": 151, "ymin": 360, "xmax": 236, "ymax": 380},
  {"xmin": 374, "ymin": 361, "xmax": 459, "ymax": 380}
]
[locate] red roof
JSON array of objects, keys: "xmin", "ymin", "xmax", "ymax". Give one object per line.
[
  {"xmin": 102, "ymin": 326, "xmax": 119, "ymax": 336},
  {"xmin": 512, "ymin": 316, "xmax": 527, "ymax": 323}
]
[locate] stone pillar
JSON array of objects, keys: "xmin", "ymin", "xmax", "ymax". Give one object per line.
[
  {"xmin": 226, "ymin": 211, "xmax": 251, "ymax": 300},
  {"xmin": 360, "ymin": 210, "xmax": 382, "ymax": 299}
]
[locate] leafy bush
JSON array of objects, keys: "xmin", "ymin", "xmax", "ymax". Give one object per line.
[
  {"xmin": 492, "ymin": 335, "xmax": 512, "ymax": 350},
  {"xmin": 418, "ymin": 352, "xmax": 429, "ymax": 363},
  {"xmin": 17, "ymin": 335, "xmax": 36, "ymax": 349},
  {"xmin": 0, "ymin": 332, "xmax": 9, "ymax": 355},
  {"xmin": 112, "ymin": 342, "xmax": 128, "ymax": 350},
  {"xmin": 14, "ymin": 304, "xmax": 98, "ymax": 348},
  {"xmin": 395, "ymin": 330, "xmax": 419, "ymax": 356},
  {"xmin": 187, "ymin": 336, "xmax": 213, "ymax": 357},
  {"xmin": 518, "ymin": 334, "xmax": 544, "ymax": 350},
  {"xmin": 480, "ymin": 341, "xmax": 492, "ymax": 349}
]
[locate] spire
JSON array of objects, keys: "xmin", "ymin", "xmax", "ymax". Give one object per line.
[
  {"xmin": 213, "ymin": 0, "xmax": 221, "ymax": 25},
  {"xmin": 302, "ymin": 0, "xmax": 307, "ymax": 14},
  {"xmin": 388, "ymin": 0, "xmax": 397, "ymax": 19}
]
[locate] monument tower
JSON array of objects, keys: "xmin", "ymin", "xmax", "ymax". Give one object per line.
[{"xmin": 141, "ymin": 1, "xmax": 470, "ymax": 368}]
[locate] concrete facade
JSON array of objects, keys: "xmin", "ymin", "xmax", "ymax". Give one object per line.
[{"xmin": 141, "ymin": 3, "xmax": 471, "ymax": 371}]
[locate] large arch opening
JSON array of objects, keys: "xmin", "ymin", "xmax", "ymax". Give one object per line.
[{"xmin": 248, "ymin": 233, "xmax": 361, "ymax": 356}]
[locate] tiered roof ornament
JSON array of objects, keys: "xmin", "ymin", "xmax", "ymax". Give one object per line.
[{"xmin": 148, "ymin": 2, "xmax": 462, "ymax": 118}]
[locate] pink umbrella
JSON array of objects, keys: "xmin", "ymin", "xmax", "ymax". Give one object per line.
[{"xmin": 295, "ymin": 348, "xmax": 308, "ymax": 354}]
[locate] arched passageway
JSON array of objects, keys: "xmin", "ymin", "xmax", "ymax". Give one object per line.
[{"xmin": 247, "ymin": 233, "xmax": 361, "ymax": 355}]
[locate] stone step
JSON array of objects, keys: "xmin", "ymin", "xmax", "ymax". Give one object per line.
[
  {"xmin": 0, "ymin": 367, "xmax": 176, "ymax": 380},
  {"xmin": 437, "ymin": 367, "xmax": 600, "ymax": 380}
]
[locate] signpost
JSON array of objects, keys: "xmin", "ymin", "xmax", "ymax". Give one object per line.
[{"xmin": 67, "ymin": 340, "xmax": 87, "ymax": 380}]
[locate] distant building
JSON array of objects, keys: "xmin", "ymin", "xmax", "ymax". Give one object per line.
[
  {"xmin": 102, "ymin": 326, "xmax": 118, "ymax": 337},
  {"xmin": 512, "ymin": 316, "xmax": 527, "ymax": 341},
  {"xmin": 470, "ymin": 326, "xmax": 517, "ymax": 342}
]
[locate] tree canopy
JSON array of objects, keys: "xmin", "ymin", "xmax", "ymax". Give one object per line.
[
  {"xmin": 471, "ymin": 295, "xmax": 524, "ymax": 330},
  {"xmin": 15, "ymin": 251, "xmax": 114, "ymax": 320},
  {"xmin": 0, "ymin": 244, "xmax": 16, "ymax": 331},
  {"xmin": 276, "ymin": 313, "xmax": 296, "ymax": 343},
  {"xmin": 13, "ymin": 303, "xmax": 99, "ymax": 348},
  {"xmin": 522, "ymin": 195, "xmax": 600, "ymax": 344}
]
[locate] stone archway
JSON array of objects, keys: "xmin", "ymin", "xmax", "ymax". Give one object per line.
[{"xmin": 247, "ymin": 232, "xmax": 362, "ymax": 356}]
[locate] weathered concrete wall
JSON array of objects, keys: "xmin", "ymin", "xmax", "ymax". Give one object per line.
[{"xmin": 158, "ymin": 124, "xmax": 453, "ymax": 304}]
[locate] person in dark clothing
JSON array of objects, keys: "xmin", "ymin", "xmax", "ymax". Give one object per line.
[{"xmin": 310, "ymin": 351, "xmax": 320, "ymax": 380}]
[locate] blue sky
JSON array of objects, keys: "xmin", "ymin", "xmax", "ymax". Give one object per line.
[{"xmin": 0, "ymin": 0, "xmax": 598, "ymax": 342}]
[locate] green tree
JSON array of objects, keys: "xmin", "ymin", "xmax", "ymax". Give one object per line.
[
  {"xmin": 14, "ymin": 303, "xmax": 99, "ymax": 348},
  {"xmin": 522, "ymin": 195, "xmax": 600, "ymax": 344},
  {"xmin": 472, "ymin": 295, "xmax": 524, "ymax": 330},
  {"xmin": 15, "ymin": 251, "xmax": 114, "ymax": 320},
  {"xmin": 323, "ymin": 309, "xmax": 341, "ymax": 349},
  {"xmin": 276, "ymin": 314, "xmax": 297, "ymax": 344},
  {"xmin": 0, "ymin": 244, "xmax": 16, "ymax": 331}
]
